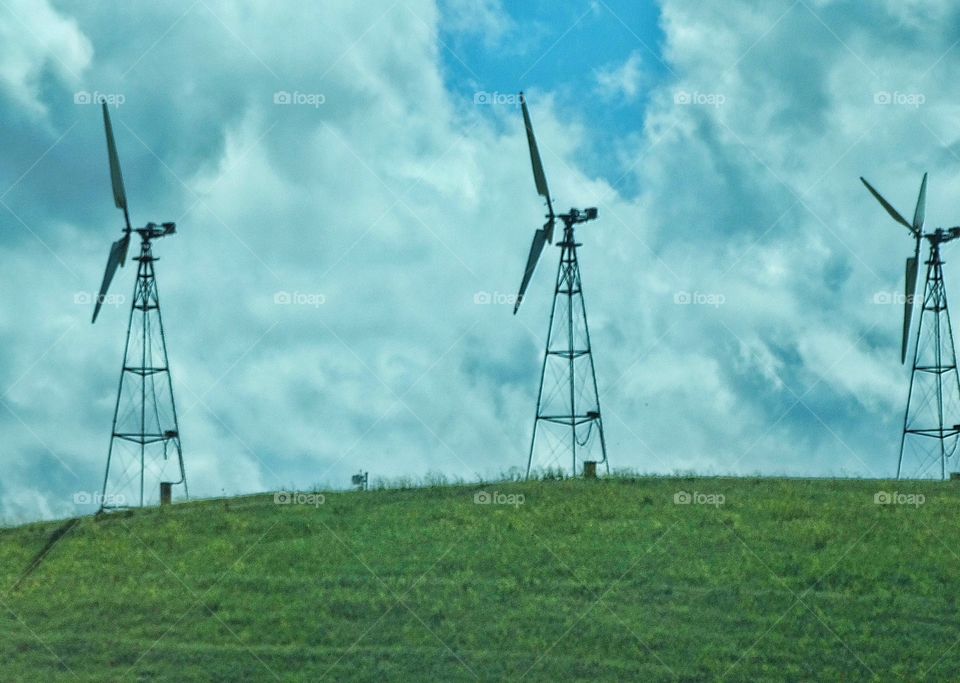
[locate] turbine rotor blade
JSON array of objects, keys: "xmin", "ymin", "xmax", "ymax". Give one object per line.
[
  {"xmin": 513, "ymin": 228, "xmax": 548, "ymax": 314},
  {"xmin": 118, "ymin": 230, "xmax": 130, "ymax": 267},
  {"xmin": 92, "ymin": 235, "xmax": 128, "ymax": 324},
  {"xmin": 860, "ymin": 177, "xmax": 914, "ymax": 234},
  {"xmin": 102, "ymin": 102, "xmax": 131, "ymax": 231},
  {"xmin": 902, "ymin": 255, "xmax": 919, "ymax": 364},
  {"xmin": 544, "ymin": 217, "xmax": 555, "ymax": 245},
  {"xmin": 913, "ymin": 172, "xmax": 927, "ymax": 233},
  {"xmin": 520, "ymin": 93, "xmax": 554, "ymax": 217}
]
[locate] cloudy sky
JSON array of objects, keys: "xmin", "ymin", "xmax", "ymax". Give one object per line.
[{"xmin": 1, "ymin": 0, "xmax": 958, "ymax": 522}]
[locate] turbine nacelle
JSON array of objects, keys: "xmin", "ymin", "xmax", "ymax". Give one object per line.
[
  {"xmin": 561, "ymin": 207, "xmax": 599, "ymax": 225},
  {"xmin": 928, "ymin": 226, "xmax": 960, "ymax": 245},
  {"xmin": 139, "ymin": 221, "xmax": 177, "ymax": 239}
]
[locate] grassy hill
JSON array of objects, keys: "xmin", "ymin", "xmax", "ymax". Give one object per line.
[{"xmin": 1, "ymin": 476, "xmax": 958, "ymax": 681}]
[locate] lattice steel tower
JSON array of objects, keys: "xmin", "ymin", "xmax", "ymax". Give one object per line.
[{"xmin": 899, "ymin": 230, "xmax": 960, "ymax": 479}]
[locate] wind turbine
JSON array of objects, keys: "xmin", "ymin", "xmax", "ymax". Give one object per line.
[
  {"xmin": 92, "ymin": 102, "xmax": 187, "ymax": 509},
  {"xmin": 861, "ymin": 172, "xmax": 960, "ymax": 479},
  {"xmin": 513, "ymin": 93, "xmax": 608, "ymax": 479}
]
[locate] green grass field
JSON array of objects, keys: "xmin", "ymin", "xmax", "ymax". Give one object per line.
[{"xmin": 1, "ymin": 476, "xmax": 958, "ymax": 681}]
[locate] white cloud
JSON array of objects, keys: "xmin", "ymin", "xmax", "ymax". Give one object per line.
[
  {"xmin": 596, "ymin": 51, "xmax": 645, "ymax": 101},
  {"xmin": 0, "ymin": 0, "xmax": 637, "ymax": 521},
  {"xmin": 439, "ymin": 0, "xmax": 514, "ymax": 46},
  {"xmin": 0, "ymin": 0, "xmax": 92, "ymax": 114},
  {"xmin": 619, "ymin": 0, "xmax": 960, "ymax": 477},
  {"xmin": 5, "ymin": 0, "xmax": 960, "ymax": 521}
]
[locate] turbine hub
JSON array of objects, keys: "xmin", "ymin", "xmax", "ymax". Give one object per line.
[{"xmin": 561, "ymin": 207, "xmax": 599, "ymax": 226}]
